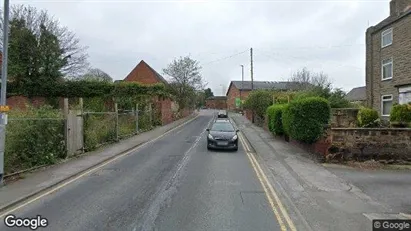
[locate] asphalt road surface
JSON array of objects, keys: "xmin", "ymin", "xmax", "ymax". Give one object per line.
[{"xmin": 1, "ymin": 110, "xmax": 282, "ymax": 231}]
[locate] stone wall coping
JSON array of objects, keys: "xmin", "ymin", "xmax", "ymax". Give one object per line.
[{"xmin": 331, "ymin": 127, "xmax": 411, "ymax": 131}]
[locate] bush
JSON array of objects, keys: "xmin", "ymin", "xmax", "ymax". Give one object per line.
[
  {"xmin": 243, "ymin": 90, "xmax": 274, "ymax": 124},
  {"xmin": 83, "ymin": 113, "xmax": 116, "ymax": 151},
  {"xmin": 390, "ymin": 104, "xmax": 411, "ymax": 126},
  {"xmin": 357, "ymin": 107, "xmax": 380, "ymax": 127},
  {"xmin": 266, "ymin": 104, "xmax": 286, "ymax": 135},
  {"xmin": 282, "ymin": 97, "xmax": 330, "ymax": 143},
  {"xmin": 5, "ymin": 106, "xmax": 66, "ymax": 174}
]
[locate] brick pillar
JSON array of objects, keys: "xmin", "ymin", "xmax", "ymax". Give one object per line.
[{"xmin": 161, "ymin": 99, "xmax": 172, "ymax": 125}]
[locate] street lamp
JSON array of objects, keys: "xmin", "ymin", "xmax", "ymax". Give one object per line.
[{"xmin": 0, "ymin": 0, "xmax": 10, "ymax": 185}]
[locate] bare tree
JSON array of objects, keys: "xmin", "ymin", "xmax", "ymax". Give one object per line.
[
  {"xmin": 77, "ymin": 68, "xmax": 113, "ymax": 82},
  {"xmin": 289, "ymin": 67, "xmax": 332, "ymax": 90},
  {"xmin": 0, "ymin": 5, "xmax": 89, "ymax": 76},
  {"xmin": 163, "ymin": 56, "xmax": 206, "ymax": 110}
]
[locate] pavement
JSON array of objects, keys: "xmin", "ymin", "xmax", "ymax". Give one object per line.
[
  {"xmin": 325, "ymin": 165, "xmax": 411, "ymax": 215},
  {"xmin": 230, "ymin": 113, "xmax": 411, "ymax": 231},
  {"xmin": 0, "ymin": 110, "xmax": 283, "ymax": 231}
]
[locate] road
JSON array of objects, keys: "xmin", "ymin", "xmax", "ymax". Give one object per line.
[{"xmin": 0, "ymin": 110, "xmax": 283, "ymax": 231}]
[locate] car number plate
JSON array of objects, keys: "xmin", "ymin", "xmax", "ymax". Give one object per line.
[{"xmin": 217, "ymin": 141, "xmax": 228, "ymax": 146}]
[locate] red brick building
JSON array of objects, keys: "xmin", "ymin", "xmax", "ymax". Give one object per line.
[
  {"xmin": 124, "ymin": 60, "xmax": 174, "ymax": 125},
  {"xmin": 226, "ymin": 81, "xmax": 300, "ymax": 110},
  {"xmin": 205, "ymin": 96, "xmax": 227, "ymax": 109}
]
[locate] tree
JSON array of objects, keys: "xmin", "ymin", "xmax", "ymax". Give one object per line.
[
  {"xmin": 290, "ymin": 67, "xmax": 332, "ymax": 99},
  {"xmin": 77, "ymin": 68, "xmax": 113, "ymax": 82},
  {"xmin": 243, "ymin": 90, "xmax": 274, "ymax": 125},
  {"xmin": 0, "ymin": 5, "xmax": 89, "ymax": 77},
  {"xmin": 328, "ymin": 88, "xmax": 351, "ymax": 108},
  {"xmin": 163, "ymin": 56, "xmax": 206, "ymax": 110},
  {"xmin": 204, "ymin": 88, "xmax": 214, "ymax": 99}
]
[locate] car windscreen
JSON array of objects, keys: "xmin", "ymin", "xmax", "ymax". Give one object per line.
[
  {"xmin": 210, "ymin": 122, "xmax": 235, "ymax": 132},
  {"xmin": 218, "ymin": 110, "xmax": 226, "ymax": 114}
]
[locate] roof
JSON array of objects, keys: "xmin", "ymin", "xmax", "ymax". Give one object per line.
[
  {"xmin": 206, "ymin": 96, "xmax": 227, "ymax": 100},
  {"xmin": 124, "ymin": 60, "xmax": 168, "ymax": 85},
  {"xmin": 369, "ymin": 8, "xmax": 411, "ymax": 33},
  {"xmin": 141, "ymin": 60, "xmax": 168, "ymax": 85},
  {"xmin": 227, "ymin": 81, "xmax": 301, "ymax": 94},
  {"xmin": 345, "ymin": 86, "xmax": 366, "ymax": 101}
]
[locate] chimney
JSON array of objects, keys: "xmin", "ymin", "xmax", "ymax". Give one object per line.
[{"xmin": 390, "ymin": 0, "xmax": 411, "ymax": 16}]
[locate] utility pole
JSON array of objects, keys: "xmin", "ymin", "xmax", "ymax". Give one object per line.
[
  {"xmin": 250, "ymin": 47, "xmax": 254, "ymax": 123},
  {"xmin": 240, "ymin": 65, "xmax": 244, "ymax": 109},
  {"xmin": 0, "ymin": 0, "xmax": 10, "ymax": 185}
]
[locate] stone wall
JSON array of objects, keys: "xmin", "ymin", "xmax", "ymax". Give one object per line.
[
  {"xmin": 328, "ymin": 128, "xmax": 411, "ymax": 161},
  {"xmin": 330, "ymin": 108, "xmax": 359, "ymax": 128}
]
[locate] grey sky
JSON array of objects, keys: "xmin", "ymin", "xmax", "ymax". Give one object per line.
[{"xmin": 26, "ymin": 0, "xmax": 389, "ymax": 95}]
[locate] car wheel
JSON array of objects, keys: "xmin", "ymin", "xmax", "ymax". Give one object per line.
[{"xmin": 233, "ymin": 147, "xmax": 238, "ymax": 151}]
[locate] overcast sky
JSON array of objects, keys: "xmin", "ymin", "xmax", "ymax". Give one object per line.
[{"xmin": 25, "ymin": 0, "xmax": 390, "ymax": 95}]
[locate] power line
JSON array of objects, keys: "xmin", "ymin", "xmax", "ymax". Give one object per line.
[
  {"xmin": 254, "ymin": 48, "xmax": 363, "ymax": 70},
  {"xmin": 258, "ymin": 43, "xmax": 365, "ymax": 51},
  {"xmin": 201, "ymin": 50, "xmax": 248, "ymax": 66}
]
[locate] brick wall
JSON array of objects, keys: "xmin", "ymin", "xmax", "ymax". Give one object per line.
[
  {"xmin": 205, "ymin": 99, "xmax": 227, "ymax": 109},
  {"xmin": 330, "ymin": 108, "xmax": 359, "ymax": 128},
  {"xmin": 366, "ymin": 10, "xmax": 411, "ymax": 114},
  {"xmin": 226, "ymin": 85, "xmax": 250, "ymax": 110},
  {"xmin": 161, "ymin": 98, "xmax": 173, "ymax": 125},
  {"xmin": 7, "ymin": 96, "xmax": 62, "ymax": 110},
  {"xmin": 329, "ymin": 128, "xmax": 411, "ymax": 161}
]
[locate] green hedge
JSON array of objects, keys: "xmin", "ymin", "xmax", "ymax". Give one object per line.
[
  {"xmin": 357, "ymin": 107, "xmax": 379, "ymax": 127},
  {"xmin": 6, "ymin": 80, "xmax": 169, "ymax": 98},
  {"xmin": 5, "ymin": 106, "xmax": 66, "ymax": 174},
  {"xmin": 390, "ymin": 104, "xmax": 411, "ymax": 126},
  {"xmin": 282, "ymin": 97, "xmax": 330, "ymax": 143},
  {"xmin": 266, "ymin": 104, "xmax": 286, "ymax": 135}
]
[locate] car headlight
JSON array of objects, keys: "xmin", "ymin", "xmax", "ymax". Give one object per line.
[
  {"xmin": 208, "ymin": 134, "xmax": 214, "ymax": 139},
  {"xmin": 231, "ymin": 135, "xmax": 238, "ymax": 141}
]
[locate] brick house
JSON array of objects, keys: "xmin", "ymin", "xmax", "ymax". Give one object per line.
[
  {"xmin": 205, "ymin": 96, "xmax": 227, "ymax": 109},
  {"xmin": 124, "ymin": 60, "xmax": 174, "ymax": 125},
  {"xmin": 366, "ymin": 0, "xmax": 411, "ymax": 117},
  {"xmin": 226, "ymin": 81, "xmax": 298, "ymax": 110}
]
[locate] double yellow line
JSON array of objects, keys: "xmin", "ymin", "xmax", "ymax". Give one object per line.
[{"xmin": 238, "ymin": 133, "xmax": 297, "ymax": 231}]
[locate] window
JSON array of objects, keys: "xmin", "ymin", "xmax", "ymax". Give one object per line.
[
  {"xmin": 211, "ymin": 122, "xmax": 235, "ymax": 132},
  {"xmin": 381, "ymin": 58, "xmax": 393, "ymax": 80},
  {"xmin": 381, "ymin": 95, "xmax": 393, "ymax": 116},
  {"xmin": 381, "ymin": 28, "xmax": 393, "ymax": 48},
  {"xmin": 399, "ymin": 86, "xmax": 411, "ymax": 105}
]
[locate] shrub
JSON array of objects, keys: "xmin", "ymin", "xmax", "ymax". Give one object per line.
[
  {"xmin": 83, "ymin": 113, "xmax": 116, "ymax": 151},
  {"xmin": 266, "ymin": 104, "xmax": 286, "ymax": 135},
  {"xmin": 5, "ymin": 106, "xmax": 66, "ymax": 174},
  {"xmin": 357, "ymin": 107, "xmax": 380, "ymax": 127},
  {"xmin": 243, "ymin": 90, "xmax": 273, "ymax": 124},
  {"xmin": 390, "ymin": 104, "xmax": 411, "ymax": 126},
  {"xmin": 282, "ymin": 97, "xmax": 331, "ymax": 143}
]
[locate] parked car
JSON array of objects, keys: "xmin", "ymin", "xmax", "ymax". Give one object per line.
[
  {"xmin": 217, "ymin": 110, "xmax": 228, "ymax": 118},
  {"xmin": 206, "ymin": 121, "xmax": 239, "ymax": 151}
]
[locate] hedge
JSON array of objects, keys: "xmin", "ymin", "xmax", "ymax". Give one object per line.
[
  {"xmin": 266, "ymin": 104, "xmax": 286, "ymax": 135},
  {"xmin": 282, "ymin": 97, "xmax": 330, "ymax": 143},
  {"xmin": 5, "ymin": 106, "xmax": 66, "ymax": 174},
  {"xmin": 357, "ymin": 107, "xmax": 379, "ymax": 127},
  {"xmin": 390, "ymin": 104, "xmax": 411, "ymax": 126},
  {"xmin": 6, "ymin": 80, "xmax": 169, "ymax": 98}
]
